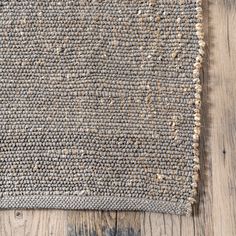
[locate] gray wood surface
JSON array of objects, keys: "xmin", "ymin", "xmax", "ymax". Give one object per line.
[{"xmin": 1, "ymin": 0, "xmax": 236, "ymax": 235}]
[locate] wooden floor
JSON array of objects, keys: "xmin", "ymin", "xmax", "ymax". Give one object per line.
[{"xmin": 1, "ymin": 0, "xmax": 236, "ymax": 235}]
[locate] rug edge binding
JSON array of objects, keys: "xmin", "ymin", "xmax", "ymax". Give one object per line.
[{"xmin": 0, "ymin": 195, "xmax": 188, "ymax": 215}]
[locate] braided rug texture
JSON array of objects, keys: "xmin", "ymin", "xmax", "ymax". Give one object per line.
[{"xmin": 0, "ymin": 0, "xmax": 204, "ymax": 215}]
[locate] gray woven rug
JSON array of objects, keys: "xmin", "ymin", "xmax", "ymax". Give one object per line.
[{"xmin": 0, "ymin": 0, "xmax": 204, "ymax": 215}]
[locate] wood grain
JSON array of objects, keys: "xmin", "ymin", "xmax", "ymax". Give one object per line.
[
  {"xmin": 67, "ymin": 211, "xmax": 122, "ymax": 236},
  {"xmin": 209, "ymin": 0, "xmax": 236, "ymax": 235},
  {"xmin": 1, "ymin": 0, "xmax": 236, "ymax": 235},
  {"xmin": 0, "ymin": 210, "xmax": 67, "ymax": 236}
]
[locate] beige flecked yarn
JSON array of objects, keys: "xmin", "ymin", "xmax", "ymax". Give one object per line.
[{"xmin": 0, "ymin": 0, "xmax": 204, "ymax": 215}]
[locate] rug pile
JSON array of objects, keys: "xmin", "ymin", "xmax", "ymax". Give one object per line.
[{"xmin": 0, "ymin": 0, "xmax": 204, "ymax": 215}]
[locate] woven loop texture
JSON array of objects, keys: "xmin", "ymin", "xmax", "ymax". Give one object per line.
[{"xmin": 0, "ymin": 0, "xmax": 203, "ymax": 215}]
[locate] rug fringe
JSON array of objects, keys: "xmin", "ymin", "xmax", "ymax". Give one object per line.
[{"xmin": 186, "ymin": 0, "xmax": 205, "ymax": 216}]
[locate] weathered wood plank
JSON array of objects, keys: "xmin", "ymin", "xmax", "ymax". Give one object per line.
[
  {"xmin": 67, "ymin": 211, "xmax": 117, "ymax": 236},
  {"xmin": 116, "ymin": 212, "xmax": 141, "ymax": 236},
  {"xmin": 209, "ymin": 0, "xmax": 236, "ymax": 235},
  {"xmin": 141, "ymin": 213, "xmax": 181, "ymax": 236},
  {"xmin": 0, "ymin": 210, "xmax": 67, "ymax": 236}
]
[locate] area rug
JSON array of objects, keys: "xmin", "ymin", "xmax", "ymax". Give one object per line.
[{"xmin": 0, "ymin": 0, "xmax": 204, "ymax": 215}]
